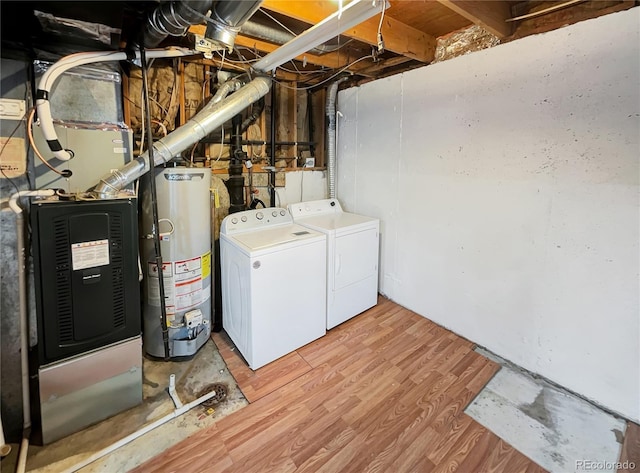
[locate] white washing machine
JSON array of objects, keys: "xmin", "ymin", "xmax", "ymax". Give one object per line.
[
  {"xmin": 220, "ymin": 208, "xmax": 327, "ymax": 369},
  {"xmin": 288, "ymin": 199, "xmax": 379, "ymax": 329}
]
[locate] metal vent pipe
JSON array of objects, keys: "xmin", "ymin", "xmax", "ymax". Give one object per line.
[
  {"xmin": 93, "ymin": 76, "xmax": 271, "ymax": 197},
  {"xmin": 143, "ymin": 0, "xmax": 214, "ymax": 48},
  {"xmin": 326, "ymin": 77, "xmax": 348, "ymax": 199}
]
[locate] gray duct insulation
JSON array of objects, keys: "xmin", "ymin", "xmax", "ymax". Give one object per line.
[
  {"xmin": 143, "ymin": 0, "xmax": 262, "ymax": 49},
  {"xmin": 93, "ymin": 76, "xmax": 271, "ymax": 196},
  {"xmin": 143, "ymin": 0, "xmax": 213, "ymax": 48},
  {"xmin": 326, "ymin": 77, "xmax": 348, "ymax": 199}
]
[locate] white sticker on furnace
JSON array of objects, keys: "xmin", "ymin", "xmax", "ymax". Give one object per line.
[{"xmin": 71, "ymin": 239, "xmax": 109, "ymax": 271}]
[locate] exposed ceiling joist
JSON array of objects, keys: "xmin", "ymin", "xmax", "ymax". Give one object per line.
[
  {"xmin": 436, "ymin": 0, "xmax": 512, "ymax": 38},
  {"xmin": 189, "ymin": 25, "xmax": 379, "ymax": 77},
  {"xmin": 354, "ymin": 55, "xmax": 413, "ymax": 76},
  {"xmin": 260, "ymin": 0, "xmax": 437, "ymax": 63}
]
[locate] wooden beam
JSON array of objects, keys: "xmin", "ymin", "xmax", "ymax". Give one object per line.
[
  {"xmin": 189, "ymin": 25, "xmax": 366, "ymax": 73},
  {"xmin": 354, "ymin": 55, "xmax": 413, "ymax": 76},
  {"xmin": 436, "ymin": 0, "xmax": 512, "ymax": 38},
  {"xmin": 261, "ymin": 0, "xmax": 436, "ymax": 62}
]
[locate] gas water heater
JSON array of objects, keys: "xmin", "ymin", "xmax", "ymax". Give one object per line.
[{"xmin": 141, "ymin": 167, "xmax": 212, "ymax": 358}]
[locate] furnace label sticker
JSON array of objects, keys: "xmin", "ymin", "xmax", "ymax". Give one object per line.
[{"xmin": 71, "ymin": 239, "xmax": 110, "ymax": 271}]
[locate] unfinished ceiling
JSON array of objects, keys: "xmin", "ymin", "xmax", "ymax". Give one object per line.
[{"xmin": 1, "ymin": 0, "xmax": 636, "ymax": 84}]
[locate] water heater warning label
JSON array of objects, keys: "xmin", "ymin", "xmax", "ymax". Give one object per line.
[
  {"xmin": 71, "ymin": 239, "xmax": 110, "ymax": 271},
  {"xmin": 148, "ymin": 254, "xmax": 210, "ymax": 312}
]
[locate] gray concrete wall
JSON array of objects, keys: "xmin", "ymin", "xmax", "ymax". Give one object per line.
[
  {"xmin": 1, "ymin": 58, "xmax": 32, "ymax": 441},
  {"xmin": 337, "ymin": 9, "xmax": 640, "ymax": 422}
]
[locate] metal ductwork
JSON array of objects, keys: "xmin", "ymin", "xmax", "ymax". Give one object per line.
[
  {"xmin": 93, "ymin": 76, "xmax": 272, "ymax": 197},
  {"xmin": 143, "ymin": 0, "xmax": 214, "ymax": 48},
  {"xmin": 89, "ymin": 0, "xmax": 384, "ymax": 197},
  {"xmin": 206, "ymin": 0, "xmax": 263, "ymax": 51},
  {"xmin": 326, "ymin": 77, "xmax": 348, "ymax": 199},
  {"xmin": 143, "ymin": 0, "xmax": 263, "ymax": 50},
  {"xmin": 241, "ymin": 20, "xmax": 346, "ymax": 55}
]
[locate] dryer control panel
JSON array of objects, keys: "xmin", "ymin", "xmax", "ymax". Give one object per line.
[
  {"xmin": 221, "ymin": 208, "xmax": 292, "ymax": 234},
  {"xmin": 288, "ymin": 198, "xmax": 344, "ymax": 217}
]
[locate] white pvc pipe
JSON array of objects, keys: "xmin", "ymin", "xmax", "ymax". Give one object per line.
[
  {"xmin": 16, "ymin": 437, "xmax": 28, "ymax": 473},
  {"xmin": 9, "ymin": 189, "xmax": 56, "ymax": 473},
  {"xmin": 35, "ymin": 47, "xmax": 199, "ymax": 161},
  {"xmin": 0, "ymin": 414, "xmax": 11, "ymax": 457},
  {"xmin": 60, "ymin": 387, "xmax": 220, "ymax": 473}
]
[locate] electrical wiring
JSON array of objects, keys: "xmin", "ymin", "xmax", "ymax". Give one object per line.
[
  {"xmin": 274, "ymin": 55, "xmax": 374, "ymax": 91},
  {"xmin": 259, "ymin": 8, "xmax": 298, "ymax": 37},
  {"xmin": 215, "ymin": 128, "xmax": 225, "ymax": 162},
  {"xmin": 26, "ymin": 108, "xmax": 66, "ymax": 176}
]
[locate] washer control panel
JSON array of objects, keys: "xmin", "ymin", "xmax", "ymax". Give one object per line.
[
  {"xmin": 221, "ymin": 208, "xmax": 292, "ymax": 234},
  {"xmin": 288, "ymin": 198, "xmax": 343, "ymax": 217}
]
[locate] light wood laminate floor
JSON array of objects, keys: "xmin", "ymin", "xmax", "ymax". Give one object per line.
[{"xmin": 133, "ymin": 297, "xmax": 547, "ymax": 473}]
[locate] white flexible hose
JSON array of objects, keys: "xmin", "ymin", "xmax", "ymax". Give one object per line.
[{"xmin": 35, "ymin": 48, "xmax": 199, "ymax": 161}]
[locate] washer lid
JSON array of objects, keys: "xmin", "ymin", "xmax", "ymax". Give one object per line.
[
  {"xmin": 293, "ymin": 212, "xmax": 378, "ymax": 234},
  {"xmin": 231, "ymin": 223, "xmax": 324, "ymax": 253}
]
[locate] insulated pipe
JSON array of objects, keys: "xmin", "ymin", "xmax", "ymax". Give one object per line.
[
  {"xmin": 142, "ymin": 0, "xmax": 213, "ymax": 48},
  {"xmin": 9, "ymin": 189, "xmax": 57, "ymax": 473},
  {"xmin": 326, "ymin": 77, "xmax": 348, "ymax": 199},
  {"xmin": 35, "ymin": 47, "xmax": 198, "ymax": 162},
  {"xmin": 269, "ymin": 79, "xmax": 276, "ymax": 207},
  {"xmin": 92, "ymin": 76, "xmax": 271, "ymax": 197},
  {"xmin": 241, "ymin": 20, "xmax": 346, "ymax": 55},
  {"xmin": 60, "ymin": 384, "xmax": 222, "ymax": 473}
]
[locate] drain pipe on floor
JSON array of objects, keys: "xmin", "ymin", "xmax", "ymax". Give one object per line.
[
  {"xmin": 7, "ymin": 189, "xmax": 57, "ymax": 473},
  {"xmin": 60, "ymin": 376, "xmax": 220, "ymax": 473}
]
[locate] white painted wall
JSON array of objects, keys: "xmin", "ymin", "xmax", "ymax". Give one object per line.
[
  {"xmin": 275, "ymin": 170, "xmax": 327, "ymax": 207},
  {"xmin": 337, "ymin": 9, "xmax": 640, "ymax": 422}
]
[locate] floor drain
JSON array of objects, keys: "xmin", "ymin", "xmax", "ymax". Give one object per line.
[{"xmin": 198, "ymin": 383, "xmax": 228, "ymax": 407}]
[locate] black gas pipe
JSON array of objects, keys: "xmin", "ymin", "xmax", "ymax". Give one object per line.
[{"xmin": 139, "ymin": 44, "xmax": 170, "ymax": 360}]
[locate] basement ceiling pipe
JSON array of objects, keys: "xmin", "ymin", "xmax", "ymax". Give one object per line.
[
  {"xmin": 206, "ymin": 0, "xmax": 263, "ymax": 50},
  {"xmin": 326, "ymin": 77, "xmax": 348, "ymax": 199},
  {"xmin": 35, "ymin": 47, "xmax": 197, "ymax": 162},
  {"xmin": 92, "ymin": 0, "xmax": 384, "ymax": 196},
  {"xmin": 142, "ymin": 0, "xmax": 214, "ymax": 48},
  {"xmin": 143, "ymin": 0, "xmax": 263, "ymax": 51},
  {"xmin": 93, "ymin": 76, "xmax": 271, "ymax": 196},
  {"xmin": 241, "ymin": 20, "xmax": 347, "ymax": 55}
]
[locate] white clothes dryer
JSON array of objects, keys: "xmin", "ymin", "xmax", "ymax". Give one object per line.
[
  {"xmin": 220, "ymin": 208, "xmax": 326, "ymax": 369},
  {"xmin": 288, "ymin": 199, "xmax": 379, "ymax": 329}
]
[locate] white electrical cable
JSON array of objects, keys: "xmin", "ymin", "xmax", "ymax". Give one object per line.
[{"xmin": 36, "ymin": 47, "xmax": 199, "ymax": 162}]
